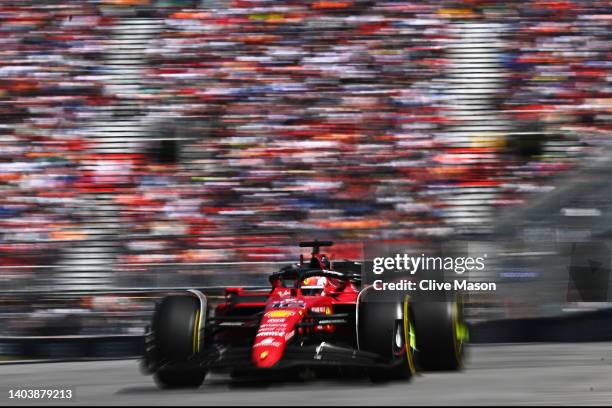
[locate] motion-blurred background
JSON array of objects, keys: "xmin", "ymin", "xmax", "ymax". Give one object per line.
[{"xmin": 0, "ymin": 0, "xmax": 609, "ymax": 355}]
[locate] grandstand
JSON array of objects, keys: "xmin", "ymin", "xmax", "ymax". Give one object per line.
[{"xmin": 0, "ymin": 0, "xmax": 608, "ymax": 301}]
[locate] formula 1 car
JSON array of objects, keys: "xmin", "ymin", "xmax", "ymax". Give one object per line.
[{"xmin": 141, "ymin": 241, "xmax": 468, "ymax": 388}]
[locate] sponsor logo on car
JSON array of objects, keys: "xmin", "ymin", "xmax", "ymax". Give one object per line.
[
  {"xmin": 266, "ymin": 310, "xmax": 295, "ymax": 318},
  {"xmin": 259, "ymin": 323, "xmax": 288, "ymax": 330},
  {"xmin": 256, "ymin": 331, "xmax": 286, "ymax": 337},
  {"xmin": 254, "ymin": 337, "xmax": 282, "ymax": 348},
  {"xmin": 272, "ymin": 299, "xmax": 306, "ymax": 308},
  {"xmin": 311, "ymin": 306, "xmax": 332, "ymax": 314}
]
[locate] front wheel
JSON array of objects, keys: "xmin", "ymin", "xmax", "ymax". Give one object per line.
[
  {"xmin": 358, "ymin": 289, "xmax": 416, "ymax": 382},
  {"xmin": 149, "ymin": 294, "xmax": 207, "ymax": 388},
  {"xmin": 412, "ymin": 298, "xmax": 467, "ymax": 371}
]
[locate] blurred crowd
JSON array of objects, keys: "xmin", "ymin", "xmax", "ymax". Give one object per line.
[
  {"xmin": 0, "ymin": 2, "xmax": 114, "ymax": 275},
  {"xmin": 504, "ymin": 0, "xmax": 609, "ymax": 131},
  {"xmin": 0, "ymin": 0, "xmax": 609, "ymax": 279},
  {"xmin": 122, "ymin": 0, "xmax": 453, "ymax": 266}
]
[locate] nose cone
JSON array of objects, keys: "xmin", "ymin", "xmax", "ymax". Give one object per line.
[
  {"xmin": 252, "ymin": 308, "xmax": 302, "ymax": 368},
  {"xmin": 253, "ymin": 342, "xmax": 285, "ymax": 368}
]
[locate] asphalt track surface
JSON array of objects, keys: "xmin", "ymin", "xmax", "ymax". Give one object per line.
[{"xmin": 2, "ymin": 343, "xmax": 612, "ymax": 406}]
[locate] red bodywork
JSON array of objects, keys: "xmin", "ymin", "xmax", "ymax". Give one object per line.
[{"xmin": 214, "ymin": 251, "xmax": 360, "ymax": 369}]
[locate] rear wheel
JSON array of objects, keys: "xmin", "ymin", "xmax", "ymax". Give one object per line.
[
  {"xmin": 412, "ymin": 297, "xmax": 467, "ymax": 371},
  {"xmin": 358, "ymin": 289, "xmax": 416, "ymax": 382},
  {"xmin": 150, "ymin": 295, "xmax": 207, "ymax": 388}
]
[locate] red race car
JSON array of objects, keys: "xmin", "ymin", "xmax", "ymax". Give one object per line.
[{"xmin": 141, "ymin": 241, "xmax": 468, "ymax": 388}]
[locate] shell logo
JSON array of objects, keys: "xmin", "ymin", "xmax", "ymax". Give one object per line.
[{"xmin": 266, "ymin": 310, "xmax": 295, "ymax": 318}]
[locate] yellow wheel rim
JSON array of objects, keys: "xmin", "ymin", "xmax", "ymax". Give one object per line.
[
  {"xmin": 403, "ymin": 295, "xmax": 416, "ymax": 374},
  {"xmin": 192, "ymin": 309, "xmax": 201, "ymax": 354},
  {"xmin": 451, "ymin": 299, "xmax": 468, "ymax": 366}
]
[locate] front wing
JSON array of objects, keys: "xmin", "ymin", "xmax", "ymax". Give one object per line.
[{"xmin": 143, "ymin": 341, "xmax": 392, "ymax": 374}]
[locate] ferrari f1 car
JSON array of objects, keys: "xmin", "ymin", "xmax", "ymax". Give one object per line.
[{"xmin": 141, "ymin": 241, "xmax": 468, "ymax": 388}]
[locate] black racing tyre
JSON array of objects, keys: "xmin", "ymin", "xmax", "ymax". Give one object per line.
[
  {"xmin": 151, "ymin": 295, "xmax": 207, "ymax": 388},
  {"xmin": 154, "ymin": 367, "xmax": 206, "ymax": 389},
  {"xmin": 358, "ymin": 289, "xmax": 416, "ymax": 382},
  {"xmin": 152, "ymin": 295, "xmax": 203, "ymax": 361},
  {"xmin": 411, "ymin": 298, "xmax": 466, "ymax": 371}
]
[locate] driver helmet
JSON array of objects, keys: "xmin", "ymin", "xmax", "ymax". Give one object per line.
[
  {"xmin": 320, "ymin": 255, "xmax": 331, "ymax": 270},
  {"xmin": 302, "ymin": 275, "xmax": 327, "ymax": 288}
]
